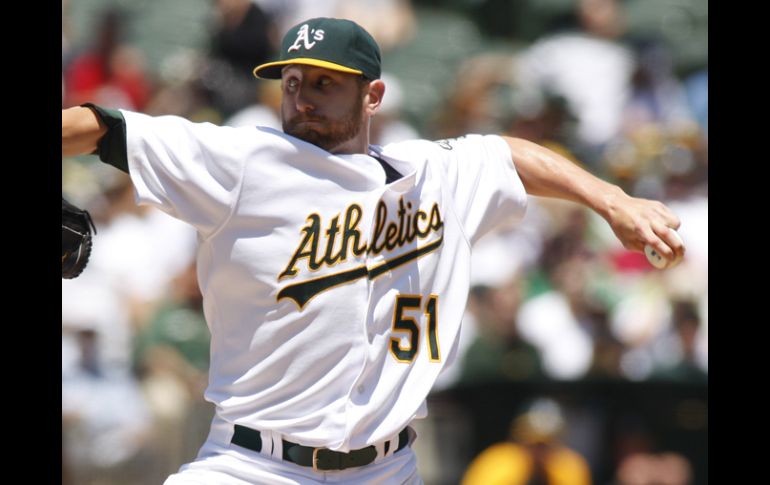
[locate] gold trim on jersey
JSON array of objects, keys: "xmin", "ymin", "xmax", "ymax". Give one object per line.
[
  {"xmin": 278, "ymin": 198, "xmax": 443, "ymax": 282},
  {"xmin": 279, "ymin": 204, "xmax": 368, "ymax": 280},
  {"xmin": 276, "ymin": 198, "xmax": 444, "ymax": 309}
]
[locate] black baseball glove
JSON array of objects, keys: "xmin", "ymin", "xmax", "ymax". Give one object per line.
[{"xmin": 62, "ymin": 197, "xmax": 96, "ymax": 279}]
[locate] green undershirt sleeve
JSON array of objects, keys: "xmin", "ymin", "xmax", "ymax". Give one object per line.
[{"xmin": 80, "ymin": 103, "xmax": 129, "ymax": 174}]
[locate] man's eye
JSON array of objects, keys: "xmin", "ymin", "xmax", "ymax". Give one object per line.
[{"xmin": 318, "ymin": 78, "xmax": 331, "ymax": 87}]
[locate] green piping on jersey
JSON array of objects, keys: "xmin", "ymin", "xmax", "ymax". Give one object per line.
[{"xmin": 81, "ymin": 103, "xmax": 129, "ymax": 174}]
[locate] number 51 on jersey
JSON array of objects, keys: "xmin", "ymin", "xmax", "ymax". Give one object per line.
[{"xmin": 390, "ymin": 294, "xmax": 440, "ymax": 363}]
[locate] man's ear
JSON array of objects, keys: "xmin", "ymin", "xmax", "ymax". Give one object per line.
[{"xmin": 365, "ymin": 79, "xmax": 385, "ymax": 116}]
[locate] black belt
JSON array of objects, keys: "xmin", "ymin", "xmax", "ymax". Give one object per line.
[{"xmin": 231, "ymin": 425, "xmax": 410, "ymax": 471}]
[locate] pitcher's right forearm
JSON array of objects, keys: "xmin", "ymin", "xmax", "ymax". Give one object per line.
[{"xmin": 62, "ymin": 107, "xmax": 107, "ymax": 157}]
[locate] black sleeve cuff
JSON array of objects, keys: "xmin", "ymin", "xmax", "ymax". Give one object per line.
[{"xmin": 80, "ymin": 103, "xmax": 129, "ymax": 174}]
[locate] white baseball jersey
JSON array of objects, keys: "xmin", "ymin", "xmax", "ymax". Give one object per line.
[{"xmin": 121, "ymin": 110, "xmax": 528, "ymax": 452}]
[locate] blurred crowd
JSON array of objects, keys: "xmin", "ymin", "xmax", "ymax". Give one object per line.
[{"xmin": 61, "ymin": 0, "xmax": 707, "ymax": 484}]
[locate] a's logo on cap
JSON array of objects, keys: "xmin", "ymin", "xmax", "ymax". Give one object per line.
[{"xmin": 288, "ymin": 24, "xmax": 325, "ymax": 52}]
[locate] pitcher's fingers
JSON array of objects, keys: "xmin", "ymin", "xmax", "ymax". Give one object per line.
[{"xmin": 651, "ymin": 223, "xmax": 685, "ymax": 260}]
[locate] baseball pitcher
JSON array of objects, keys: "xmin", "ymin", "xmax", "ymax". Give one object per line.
[{"xmin": 61, "ymin": 17, "xmax": 684, "ymax": 485}]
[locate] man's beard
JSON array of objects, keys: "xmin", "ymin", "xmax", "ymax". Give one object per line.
[{"xmin": 283, "ymin": 97, "xmax": 364, "ymax": 152}]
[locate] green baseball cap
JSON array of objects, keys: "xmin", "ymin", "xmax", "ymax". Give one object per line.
[{"xmin": 253, "ymin": 18, "xmax": 381, "ymax": 80}]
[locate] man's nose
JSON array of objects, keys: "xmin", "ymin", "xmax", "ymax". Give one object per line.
[{"xmin": 294, "ymin": 87, "xmax": 315, "ymax": 113}]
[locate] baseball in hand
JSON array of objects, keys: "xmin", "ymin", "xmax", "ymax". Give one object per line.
[{"xmin": 644, "ymin": 229, "xmax": 684, "ymax": 270}]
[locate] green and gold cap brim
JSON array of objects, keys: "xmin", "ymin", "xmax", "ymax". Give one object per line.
[{"xmin": 253, "ymin": 58, "xmax": 363, "ymax": 79}]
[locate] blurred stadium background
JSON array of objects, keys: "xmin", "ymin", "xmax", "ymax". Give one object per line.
[{"xmin": 62, "ymin": 0, "xmax": 707, "ymax": 483}]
